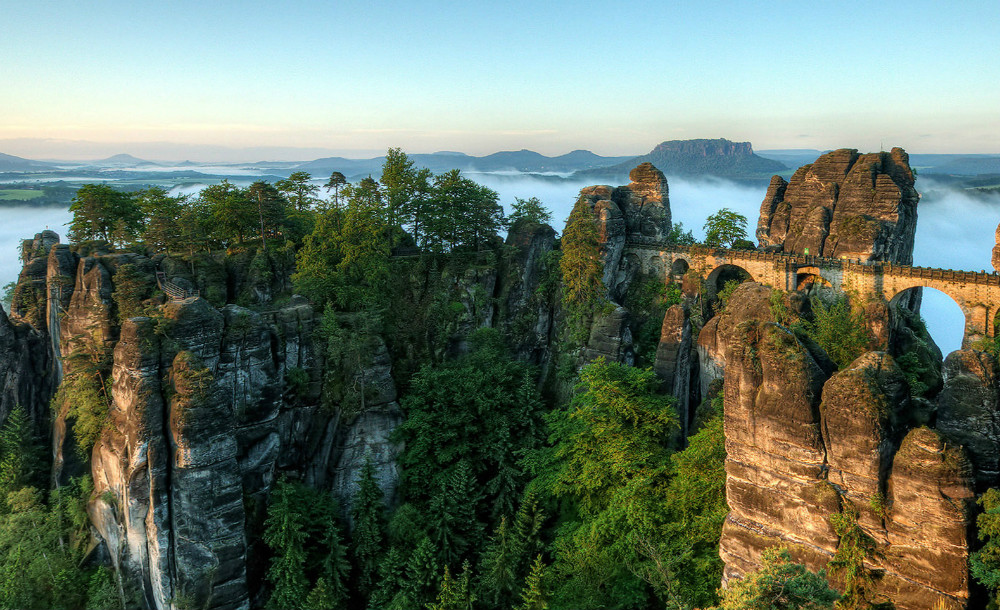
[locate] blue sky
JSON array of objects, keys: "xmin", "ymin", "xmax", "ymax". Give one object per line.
[{"xmin": 2, "ymin": 0, "xmax": 998, "ymax": 160}]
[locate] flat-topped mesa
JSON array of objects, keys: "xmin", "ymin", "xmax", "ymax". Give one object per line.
[
  {"xmin": 757, "ymin": 147, "xmax": 919, "ymax": 264},
  {"xmin": 577, "ymin": 162, "xmax": 671, "ymax": 300}
]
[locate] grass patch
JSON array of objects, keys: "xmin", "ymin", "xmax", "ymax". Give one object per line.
[{"xmin": 0, "ymin": 189, "xmax": 44, "ymax": 201}]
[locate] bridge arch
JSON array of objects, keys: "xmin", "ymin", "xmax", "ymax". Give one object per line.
[
  {"xmin": 670, "ymin": 257, "xmax": 690, "ymax": 279},
  {"xmin": 705, "ymin": 263, "xmax": 754, "ymax": 315},
  {"xmin": 888, "ymin": 286, "xmax": 968, "ymax": 354}
]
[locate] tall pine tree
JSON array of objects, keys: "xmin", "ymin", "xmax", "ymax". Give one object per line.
[
  {"xmin": 263, "ymin": 479, "xmax": 309, "ymax": 610},
  {"xmin": 351, "ymin": 456, "xmax": 386, "ymax": 598}
]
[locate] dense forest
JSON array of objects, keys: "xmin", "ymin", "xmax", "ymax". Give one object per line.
[{"xmin": 4, "ymin": 147, "xmax": 1000, "ymax": 610}]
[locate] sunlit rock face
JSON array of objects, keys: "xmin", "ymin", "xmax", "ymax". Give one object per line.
[
  {"xmin": 757, "ymin": 147, "xmax": 919, "ymax": 264},
  {"xmin": 578, "ymin": 162, "xmax": 672, "ymax": 301},
  {"xmin": 715, "ymin": 284, "xmax": 976, "ymax": 610}
]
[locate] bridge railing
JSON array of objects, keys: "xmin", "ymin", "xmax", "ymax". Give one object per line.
[{"xmin": 625, "ymin": 238, "xmax": 1000, "ymax": 286}]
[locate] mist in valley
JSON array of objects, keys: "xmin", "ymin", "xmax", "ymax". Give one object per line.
[{"xmin": 2, "ymin": 173, "xmax": 998, "ymax": 356}]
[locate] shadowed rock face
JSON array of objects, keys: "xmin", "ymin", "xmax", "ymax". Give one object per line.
[
  {"xmin": 757, "ymin": 148, "xmax": 919, "ymax": 264},
  {"xmin": 715, "ymin": 283, "xmax": 976, "ymax": 609},
  {"xmin": 937, "ymin": 349, "xmax": 1000, "ymax": 491}
]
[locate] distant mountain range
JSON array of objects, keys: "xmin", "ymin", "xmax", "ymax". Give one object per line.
[
  {"xmin": 295, "ymin": 148, "xmax": 635, "ymax": 178},
  {"xmin": 0, "ymin": 152, "xmax": 57, "ymax": 171},
  {"xmin": 2, "ymin": 142, "xmax": 1000, "ymax": 188}
]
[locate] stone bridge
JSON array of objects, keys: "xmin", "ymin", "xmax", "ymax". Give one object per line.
[{"xmin": 626, "ymin": 239, "xmax": 1000, "ymax": 345}]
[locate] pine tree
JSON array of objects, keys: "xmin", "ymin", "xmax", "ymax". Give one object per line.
[
  {"xmin": 426, "ymin": 461, "xmax": 482, "ymax": 567},
  {"xmin": 404, "ymin": 536, "xmax": 441, "ymax": 607},
  {"xmin": 427, "ymin": 562, "xmax": 475, "ymax": 610},
  {"xmin": 263, "ymin": 479, "xmax": 309, "ymax": 610},
  {"xmin": 351, "ymin": 456, "xmax": 386, "ymax": 597},
  {"xmin": 517, "ymin": 556, "xmax": 549, "ymax": 610},
  {"xmin": 304, "ymin": 578, "xmax": 338, "ymax": 610},
  {"xmin": 478, "ymin": 516, "xmax": 520, "ymax": 607},
  {"xmin": 0, "ymin": 407, "xmax": 37, "ymax": 512},
  {"xmin": 511, "ymin": 490, "xmax": 546, "ymax": 576},
  {"xmin": 318, "ymin": 512, "xmax": 350, "ymax": 606},
  {"xmin": 368, "ymin": 547, "xmax": 407, "ymax": 610}
]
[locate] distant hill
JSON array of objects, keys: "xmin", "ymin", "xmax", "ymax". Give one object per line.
[
  {"xmin": 295, "ymin": 149, "xmax": 631, "ymax": 178},
  {"xmin": 574, "ymin": 138, "xmax": 786, "ymax": 182},
  {"xmin": 92, "ymin": 153, "xmax": 159, "ymax": 167},
  {"xmin": 0, "ymin": 152, "xmax": 56, "ymax": 171}
]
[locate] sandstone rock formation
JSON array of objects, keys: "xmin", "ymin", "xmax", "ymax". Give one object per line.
[
  {"xmin": 577, "ymin": 162, "xmax": 671, "ymax": 301},
  {"xmin": 993, "ymin": 222, "xmax": 1000, "ymax": 273},
  {"xmin": 716, "ymin": 283, "xmax": 976, "ymax": 609},
  {"xmin": 654, "ymin": 304, "xmax": 692, "ymax": 435},
  {"xmin": 937, "ymin": 349, "xmax": 1000, "ymax": 490},
  {"xmin": 757, "ymin": 148, "xmax": 919, "ymax": 263}
]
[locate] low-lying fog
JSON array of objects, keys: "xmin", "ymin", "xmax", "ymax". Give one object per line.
[{"xmin": 3, "ymin": 174, "xmax": 998, "ymax": 356}]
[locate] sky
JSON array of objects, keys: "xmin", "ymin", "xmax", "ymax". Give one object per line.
[{"xmin": 1, "ymin": 0, "xmax": 998, "ymax": 161}]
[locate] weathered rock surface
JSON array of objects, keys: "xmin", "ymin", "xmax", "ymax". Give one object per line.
[
  {"xmin": 756, "ymin": 148, "xmax": 919, "ymax": 264},
  {"xmin": 883, "ymin": 427, "xmax": 974, "ymax": 610},
  {"xmin": 583, "ymin": 305, "xmax": 633, "ymax": 365},
  {"xmin": 718, "ymin": 315, "xmax": 836, "ymax": 579},
  {"xmin": 820, "ymin": 352, "xmax": 908, "ymax": 537},
  {"xmin": 716, "ymin": 286, "xmax": 977, "ymax": 608},
  {"xmin": 937, "ymin": 349, "xmax": 1000, "ymax": 490},
  {"xmin": 578, "ymin": 163, "xmax": 671, "ymax": 301},
  {"xmin": 993, "ymin": 222, "xmax": 1000, "ymax": 273},
  {"xmin": 654, "ymin": 304, "xmax": 692, "ymax": 434},
  {"xmin": 501, "ymin": 222, "xmax": 558, "ymax": 366}
]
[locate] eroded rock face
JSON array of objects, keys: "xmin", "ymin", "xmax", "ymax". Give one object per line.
[
  {"xmin": 883, "ymin": 427, "xmax": 974, "ymax": 610},
  {"xmin": 820, "ymin": 352, "xmax": 908, "ymax": 537},
  {"xmin": 993, "ymin": 223, "xmax": 1000, "ymax": 273},
  {"xmin": 578, "ymin": 163, "xmax": 671, "ymax": 301},
  {"xmin": 717, "ymin": 286, "xmax": 977, "ymax": 608},
  {"xmin": 719, "ymin": 318, "xmax": 836, "ymax": 579},
  {"xmin": 756, "ymin": 148, "xmax": 919, "ymax": 263},
  {"xmin": 654, "ymin": 304, "xmax": 692, "ymax": 434},
  {"xmin": 937, "ymin": 349, "xmax": 1000, "ymax": 490}
]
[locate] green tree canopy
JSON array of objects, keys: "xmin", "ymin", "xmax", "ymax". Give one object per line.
[
  {"xmin": 715, "ymin": 547, "xmax": 839, "ymax": 610},
  {"xmin": 276, "ymin": 171, "xmax": 320, "ymax": 211},
  {"xmin": 508, "ymin": 197, "xmax": 552, "ymax": 230},
  {"xmin": 69, "ymin": 183, "xmax": 142, "ymax": 246},
  {"xmin": 703, "ymin": 208, "xmax": 749, "ymax": 248}
]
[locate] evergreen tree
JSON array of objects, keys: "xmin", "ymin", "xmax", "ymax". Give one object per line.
[
  {"xmin": 137, "ymin": 187, "xmax": 187, "ymax": 253},
  {"xmin": 380, "ymin": 147, "xmax": 416, "ymax": 241},
  {"xmin": 508, "ymin": 196, "xmax": 552, "ymax": 229},
  {"xmin": 716, "ymin": 547, "xmax": 838, "ymax": 610},
  {"xmin": 201, "ymin": 180, "xmax": 255, "ymax": 244},
  {"xmin": 304, "ymin": 578, "xmax": 338, "ymax": 610},
  {"xmin": 351, "ymin": 456, "xmax": 386, "ymax": 597},
  {"xmin": 404, "ymin": 536, "xmax": 441, "ymax": 607},
  {"xmin": 368, "ymin": 547, "xmax": 408, "ymax": 610},
  {"xmin": 511, "ymin": 490, "xmax": 546, "ymax": 572},
  {"xmin": 427, "ymin": 562, "xmax": 474, "ymax": 610},
  {"xmin": 324, "ymin": 172, "xmax": 348, "ymax": 210},
  {"xmin": 276, "ymin": 171, "xmax": 320, "ymax": 211},
  {"xmin": 425, "ymin": 460, "xmax": 483, "ymax": 567},
  {"xmin": 246, "ymin": 180, "xmax": 288, "ymax": 247},
  {"xmin": 0, "ymin": 407, "xmax": 37, "ymax": 511},
  {"xmin": 517, "ymin": 556, "xmax": 549, "ymax": 610},
  {"xmin": 263, "ymin": 479, "xmax": 309, "ymax": 610},
  {"xmin": 478, "ymin": 516, "xmax": 520, "ymax": 607},
  {"xmin": 68, "ymin": 184, "xmax": 142, "ymax": 246}
]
